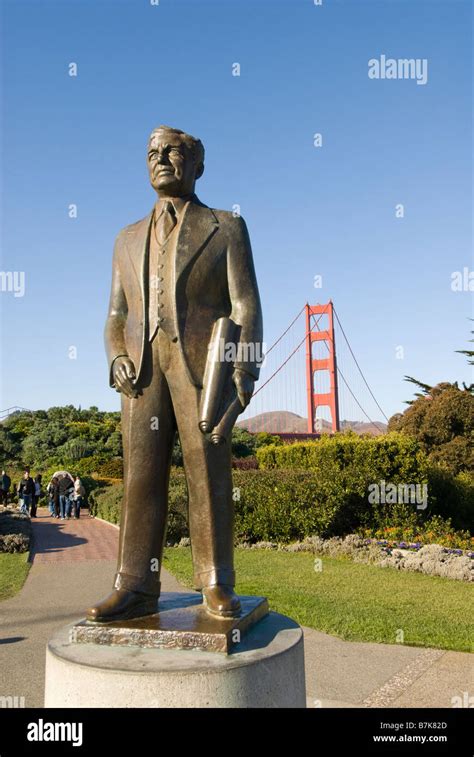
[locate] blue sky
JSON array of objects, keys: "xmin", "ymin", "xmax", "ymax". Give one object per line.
[{"xmin": 0, "ymin": 0, "xmax": 472, "ymax": 422}]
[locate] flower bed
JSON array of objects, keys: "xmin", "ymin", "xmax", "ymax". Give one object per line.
[
  {"xmin": 0, "ymin": 508, "xmax": 32, "ymax": 553},
  {"xmin": 360, "ymin": 516, "xmax": 473, "ymax": 551}
]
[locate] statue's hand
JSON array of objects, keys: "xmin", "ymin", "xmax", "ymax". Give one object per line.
[
  {"xmin": 113, "ymin": 357, "xmax": 138, "ymax": 399},
  {"xmin": 232, "ymin": 368, "xmax": 255, "ymax": 409}
]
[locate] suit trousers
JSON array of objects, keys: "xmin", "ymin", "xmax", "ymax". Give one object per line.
[{"xmin": 114, "ymin": 328, "xmax": 235, "ymax": 596}]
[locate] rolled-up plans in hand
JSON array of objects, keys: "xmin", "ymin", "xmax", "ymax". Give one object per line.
[
  {"xmin": 210, "ymin": 393, "xmax": 243, "ymax": 445},
  {"xmin": 199, "ymin": 317, "xmax": 238, "ymax": 434}
]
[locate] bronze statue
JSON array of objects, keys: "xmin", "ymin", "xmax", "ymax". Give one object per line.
[{"xmin": 87, "ymin": 125, "xmax": 263, "ymax": 622}]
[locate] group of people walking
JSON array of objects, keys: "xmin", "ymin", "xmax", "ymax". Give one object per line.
[
  {"xmin": 46, "ymin": 474, "xmax": 85, "ymax": 520},
  {"xmin": 0, "ymin": 468, "xmax": 85, "ymax": 520}
]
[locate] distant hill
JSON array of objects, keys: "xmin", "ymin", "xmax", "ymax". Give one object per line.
[
  {"xmin": 340, "ymin": 420, "xmax": 387, "ymax": 436},
  {"xmin": 239, "ymin": 411, "xmax": 307, "ymax": 434},
  {"xmin": 238, "ymin": 411, "xmax": 386, "ymax": 436}
]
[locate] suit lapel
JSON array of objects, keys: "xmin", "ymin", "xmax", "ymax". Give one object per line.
[
  {"xmin": 125, "ymin": 210, "xmax": 153, "ymax": 294},
  {"xmin": 175, "ymin": 200, "xmax": 219, "ymax": 284},
  {"xmin": 124, "ymin": 211, "xmax": 154, "ymax": 317}
]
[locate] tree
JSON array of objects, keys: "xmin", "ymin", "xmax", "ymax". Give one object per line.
[
  {"xmin": 388, "ymin": 384, "xmax": 474, "ymax": 474},
  {"xmin": 61, "ymin": 438, "xmax": 93, "ymax": 461},
  {"xmin": 0, "ymin": 424, "xmax": 22, "ymax": 462},
  {"xmin": 391, "ymin": 328, "xmax": 474, "ymax": 473},
  {"xmin": 254, "ymin": 432, "xmax": 283, "ymax": 448},
  {"xmin": 231, "ymin": 427, "xmax": 256, "ymax": 458},
  {"xmin": 105, "ymin": 430, "xmax": 123, "ymax": 457},
  {"xmin": 405, "ymin": 327, "xmax": 474, "ymax": 402}
]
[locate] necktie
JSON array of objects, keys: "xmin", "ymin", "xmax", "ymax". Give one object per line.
[{"xmin": 156, "ymin": 200, "xmax": 177, "ymax": 245}]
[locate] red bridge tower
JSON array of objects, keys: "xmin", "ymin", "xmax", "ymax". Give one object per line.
[{"xmin": 305, "ymin": 301, "xmax": 340, "ymax": 434}]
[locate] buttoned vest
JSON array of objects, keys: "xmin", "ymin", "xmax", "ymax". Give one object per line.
[{"xmin": 148, "ymin": 210, "xmax": 179, "ymax": 343}]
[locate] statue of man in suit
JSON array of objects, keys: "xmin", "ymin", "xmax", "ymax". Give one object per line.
[{"xmin": 87, "ymin": 126, "xmax": 263, "ymax": 622}]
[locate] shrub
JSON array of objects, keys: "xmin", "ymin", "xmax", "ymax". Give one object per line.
[
  {"xmin": 96, "ymin": 458, "xmax": 123, "ymax": 479},
  {"xmin": 231, "ymin": 428, "xmax": 256, "ymax": 458},
  {"xmin": 388, "ymin": 383, "xmax": 474, "ymax": 474},
  {"xmin": 257, "ymin": 432, "xmax": 428, "ymax": 479},
  {"xmin": 166, "ymin": 475, "xmax": 189, "ymax": 542},
  {"xmin": 360, "ymin": 515, "xmax": 474, "ymax": 551},
  {"xmin": 429, "ymin": 436, "xmax": 473, "ymax": 474},
  {"xmin": 233, "ymin": 469, "xmax": 337, "ymax": 541},
  {"xmin": 256, "ymin": 432, "xmax": 474, "ymax": 534},
  {"xmin": 0, "ymin": 510, "xmax": 31, "ymax": 553},
  {"xmin": 91, "ymin": 463, "xmax": 459, "ymax": 545},
  {"xmin": 172, "ymin": 439, "xmax": 183, "ymax": 466},
  {"xmin": 232, "ymin": 456, "xmax": 258, "ymax": 470},
  {"xmin": 254, "ymin": 432, "xmax": 283, "ymax": 448},
  {"xmin": 92, "ymin": 469, "xmax": 188, "ymax": 543},
  {"xmin": 89, "ymin": 435, "xmax": 474, "ymax": 545},
  {"xmin": 0, "ymin": 533, "xmax": 30, "ymax": 553},
  {"xmin": 90, "ymin": 484, "xmax": 122, "ymax": 524},
  {"xmin": 60, "ymin": 437, "xmax": 93, "ymax": 461},
  {"xmin": 425, "ymin": 467, "xmax": 474, "ymax": 532},
  {"xmin": 42, "ymin": 455, "xmax": 110, "ymax": 480},
  {"xmin": 70, "ymin": 455, "xmax": 110, "ymax": 477}
]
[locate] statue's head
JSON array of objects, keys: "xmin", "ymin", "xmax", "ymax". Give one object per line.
[{"xmin": 147, "ymin": 125, "xmax": 205, "ymax": 197}]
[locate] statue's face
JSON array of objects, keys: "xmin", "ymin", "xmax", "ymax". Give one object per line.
[{"xmin": 147, "ymin": 131, "xmax": 197, "ymax": 197}]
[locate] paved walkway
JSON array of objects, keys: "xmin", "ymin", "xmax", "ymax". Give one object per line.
[
  {"xmin": 30, "ymin": 514, "xmax": 118, "ymax": 563},
  {"xmin": 1, "ymin": 508, "xmax": 472, "ymax": 708}
]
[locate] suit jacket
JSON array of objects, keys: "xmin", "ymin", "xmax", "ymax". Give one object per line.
[{"xmin": 105, "ymin": 195, "xmax": 263, "ymax": 389}]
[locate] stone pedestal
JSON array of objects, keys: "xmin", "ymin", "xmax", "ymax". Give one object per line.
[
  {"xmin": 45, "ymin": 605, "xmax": 306, "ymax": 708},
  {"xmin": 70, "ymin": 592, "xmax": 269, "ymax": 654}
]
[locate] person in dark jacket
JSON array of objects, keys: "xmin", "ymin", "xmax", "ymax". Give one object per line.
[
  {"xmin": 31, "ymin": 474, "xmax": 42, "ymax": 518},
  {"xmin": 58, "ymin": 475, "xmax": 74, "ymax": 520},
  {"xmin": 18, "ymin": 471, "xmax": 35, "ymax": 515},
  {"xmin": 47, "ymin": 477, "xmax": 60, "ymax": 517},
  {"xmin": 1, "ymin": 470, "xmax": 11, "ymax": 505}
]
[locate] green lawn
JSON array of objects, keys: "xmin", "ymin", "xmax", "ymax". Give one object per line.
[
  {"xmin": 0, "ymin": 553, "xmax": 31, "ymax": 601},
  {"xmin": 163, "ymin": 547, "xmax": 473, "ymax": 653}
]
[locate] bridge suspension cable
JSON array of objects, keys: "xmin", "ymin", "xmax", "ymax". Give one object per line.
[
  {"xmin": 308, "ymin": 310, "xmax": 386, "ymax": 433},
  {"xmin": 263, "ymin": 304, "xmax": 307, "ymax": 356},
  {"xmin": 254, "ymin": 307, "xmax": 330, "ymax": 398},
  {"xmin": 333, "ymin": 306, "xmax": 389, "ymax": 423}
]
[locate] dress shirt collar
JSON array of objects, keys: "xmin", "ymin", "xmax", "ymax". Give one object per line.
[{"xmin": 154, "ymin": 193, "xmax": 195, "ymax": 221}]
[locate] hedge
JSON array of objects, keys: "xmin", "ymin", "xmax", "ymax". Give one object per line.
[
  {"xmin": 91, "ymin": 470, "xmax": 188, "ymax": 543},
  {"xmin": 91, "ymin": 461, "xmax": 473, "ymax": 545},
  {"xmin": 256, "ymin": 433, "xmax": 473, "ymax": 533},
  {"xmin": 256, "ymin": 432, "xmax": 428, "ymax": 479}
]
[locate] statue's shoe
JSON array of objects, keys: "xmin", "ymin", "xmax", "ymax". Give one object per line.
[
  {"xmin": 202, "ymin": 585, "xmax": 241, "ymax": 618},
  {"xmin": 86, "ymin": 589, "xmax": 159, "ymax": 623}
]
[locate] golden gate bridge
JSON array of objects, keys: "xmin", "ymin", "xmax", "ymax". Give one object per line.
[{"xmin": 239, "ymin": 301, "xmax": 389, "ymax": 437}]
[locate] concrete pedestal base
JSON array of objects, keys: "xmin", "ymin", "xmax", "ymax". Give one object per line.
[{"xmin": 45, "ymin": 611, "xmax": 306, "ymax": 708}]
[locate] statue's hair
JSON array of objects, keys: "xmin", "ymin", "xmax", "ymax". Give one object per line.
[{"xmin": 149, "ymin": 125, "xmax": 205, "ymax": 172}]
